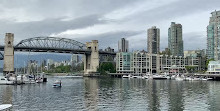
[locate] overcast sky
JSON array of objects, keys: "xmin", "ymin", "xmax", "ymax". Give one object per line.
[{"xmin": 0, "ymin": 0, "xmax": 219, "ymax": 51}]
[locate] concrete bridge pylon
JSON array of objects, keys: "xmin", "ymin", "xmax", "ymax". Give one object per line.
[
  {"xmin": 3, "ymin": 33, "xmax": 14, "ymax": 75},
  {"xmin": 84, "ymin": 40, "xmax": 99, "ymax": 76}
]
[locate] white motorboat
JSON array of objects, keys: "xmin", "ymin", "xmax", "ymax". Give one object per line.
[
  {"xmin": 184, "ymin": 77, "xmax": 193, "ymax": 81},
  {"xmin": 36, "ymin": 77, "xmax": 43, "ymax": 83},
  {"xmin": 0, "ymin": 76, "xmax": 14, "ymax": 85},
  {"xmin": 122, "ymin": 74, "xmax": 132, "ymax": 78},
  {"xmin": 132, "ymin": 75, "xmax": 142, "ymax": 78},
  {"xmin": 175, "ymin": 74, "xmax": 184, "ymax": 81},
  {"xmin": 143, "ymin": 75, "xmax": 149, "ymax": 79},
  {"xmin": 153, "ymin": 74, "xmax": 168, "ymax": 80},
  {"xmin": 171, "ymin": 75, "xmax": 176, "ymax": 80},
  {"xmin": 175, "ymin": 77, "xmax": 184, "ymax": 81},
  {"xmin": 207, "ymin": 78, "xmax": 213, "ymax": 80},
  {"xmin": 192, "ymin": 77, "xmax": 200, "ymax": 81},
  {"xmin": 200, "ymin": 78, "xmax": 208, "ymax": 81},
  {"xmin": 0, "ymin": 104, "xmax": 12, "ymax": 110},
  {"xmin": 53, "ymin": 80, "xmax": 62, "ymax": 87}
]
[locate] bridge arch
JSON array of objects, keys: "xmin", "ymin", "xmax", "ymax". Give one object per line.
[
  {"xmin": 14, "ymin": 37, "xmax": 90, "ymax": 54},
  {"xmin": 15, "ymin": 37, "xmax": 86, "ymax": 50}
]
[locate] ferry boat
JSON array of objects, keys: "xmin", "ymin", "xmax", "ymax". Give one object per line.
[{"xmin": 53, "ymin": 80, "xmax": 62, "ymax": 87}]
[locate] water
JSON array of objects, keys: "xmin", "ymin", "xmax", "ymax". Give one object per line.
[{"xmin": 1, "ymin": 77, "xmax": 220, "ymax": 111}]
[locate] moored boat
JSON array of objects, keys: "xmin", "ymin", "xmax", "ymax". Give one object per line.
[
  {"xmin": 36, "ymin": 77, "xmax": 43, "ymax": 83},
  {"xmin": 0, "ymin": 76, "xmax": 14, "ymax": 85},
  {"xmin": 152, "ymin": 74, "xmax": 168, "ymax": 80},
  {"xmin": 175, "ymin": 74, "xmax": 184, "ymax": 81},
  {"xmin": 122, "ymin": 74, "xmax": 132, "ymax": 78}
]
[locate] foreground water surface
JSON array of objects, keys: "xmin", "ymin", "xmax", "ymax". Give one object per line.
[{"xmin": 0, "ymin": 76, "xmax": 220, "ymax": 111}]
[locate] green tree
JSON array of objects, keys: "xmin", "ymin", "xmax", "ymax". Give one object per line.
[
  {"xmin": 98, "ymin": 62, "xmax": 116, "ymax": 75},
  {"xmin": 185, "ymin": 66, "xmax": 197, "ymax": 73}
]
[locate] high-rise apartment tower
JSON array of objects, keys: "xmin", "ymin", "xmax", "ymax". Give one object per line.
[
  {"xmin": 118, "ymin": 38, "xmax": 129, "ymax": 52},
  {"xmin": 147, "ymin": 26, "xmax": 160, "ymax": 54},
  {"xmin": 207, "ymin": 10, "xmax": 220, "ymax": 60},
  {"xmin": 168, "ymin": 22, "xmax": 184, "ymax": 57}
]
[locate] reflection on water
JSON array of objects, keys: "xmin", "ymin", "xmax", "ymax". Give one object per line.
[
  {"xmin": 1, "ymin": 77, "xmax": 220, "ymax": 110},
  {"xmin": 0, "ymin": 86, "xmax": 13, "ymax": 104}
]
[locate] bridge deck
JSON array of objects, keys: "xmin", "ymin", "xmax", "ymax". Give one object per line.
[{"xmin": 0, "ymin": 46, "xmax": 116, "ymax": 55}]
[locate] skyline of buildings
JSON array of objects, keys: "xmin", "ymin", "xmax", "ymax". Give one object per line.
[{"xmin": 115, "ymin": 9, "xmax": 218, "ymax": 74}]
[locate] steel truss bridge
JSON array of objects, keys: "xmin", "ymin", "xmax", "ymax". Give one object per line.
[{"xmin": 0, "ymin": 37, "xmax": 116, "ymax": 60}]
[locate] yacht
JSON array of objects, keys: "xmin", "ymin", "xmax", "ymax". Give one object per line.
[{"xmin": 0, "ymin": 76, "xmax": 14, "ymax": 85}]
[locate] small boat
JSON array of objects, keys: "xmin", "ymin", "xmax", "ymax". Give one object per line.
[
  {"xmin": 207, "ymin": 78, "xmax": 213, "ymax": 80},
  {"xmin": 53, "ymin": 80, "xmax": 61, "ymax": 87},
  {"xmin": 153, "ymin": 74, "xmax": 168, "ymax": 80},
  {"xmin": 36, "ymin": 78, "xmax": 43, "ymax": 83},
  {"xmin": 143, "ymin": 75, "xmax": 149, "ymax": 79},
  {"xmin": 132, "ymin": 75, "xmax": 142, "ymax": 78},
  {"xmin": 171, "ymin": 75, "xmax": 176, "ymax": 80},
  {"xmin": 0, "ymin": 104, "xmax": 12, "ymax": 110},
  {"xmin": 0, "ymin": 76, "xmax": 14, "ymax": 85},
  {"xmin": 200, "ymin": 78, "xmax": 208, "ymax": 81},
  {"xmin": 192, "ymin": 77, "xmax": 200, "ymax": 81},
  {"xmin": 175, "ymin": 74, "xmax": 184, "ymax": 81},
  {"xmin": 184, "ymin": 77, "xmax": 193, "ymax": 81},
  {"xmin": 122, "ymin": 74, "xmax": 132, "ymax": 78}
]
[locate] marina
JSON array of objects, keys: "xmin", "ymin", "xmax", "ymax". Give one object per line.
[{"xmin": 0, "ymin": 0, "xmax": 220, "ymax": 110}]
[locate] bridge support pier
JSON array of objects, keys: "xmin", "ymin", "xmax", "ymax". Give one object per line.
[
  {"xmin": 3, "ymin": 33, "xmax": 14, "ymax": 75},
  {"xmin": 84, "ymin": 40, "xmax": 99, "ymax": 76}
]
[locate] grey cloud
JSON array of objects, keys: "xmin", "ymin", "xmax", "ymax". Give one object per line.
[
  {"xmin": 123, "ymin": 0, "xmax": 220, "ymax": 23},
  {"xmin": 0, "ymin": 0, "xmax": 217, "ymax": 51},
  {"xmin": 62, "ymin": 30, "xmax": 145, "ymax": 50},
  {"xmin": 0, "ymin": 14, "xmax": 108, "ymax": 44},
  {"xmin": 0, "ymin": 0, "xmax": 141, "ymax": 20}
]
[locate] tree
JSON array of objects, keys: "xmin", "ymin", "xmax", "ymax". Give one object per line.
[
  {"xmin": 98, "ymin": 62, "xmax": 116, "ymax": 75},
  {"xmin": 185, "ymin": 66, "xmax": 197, "ymax": 73}
]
